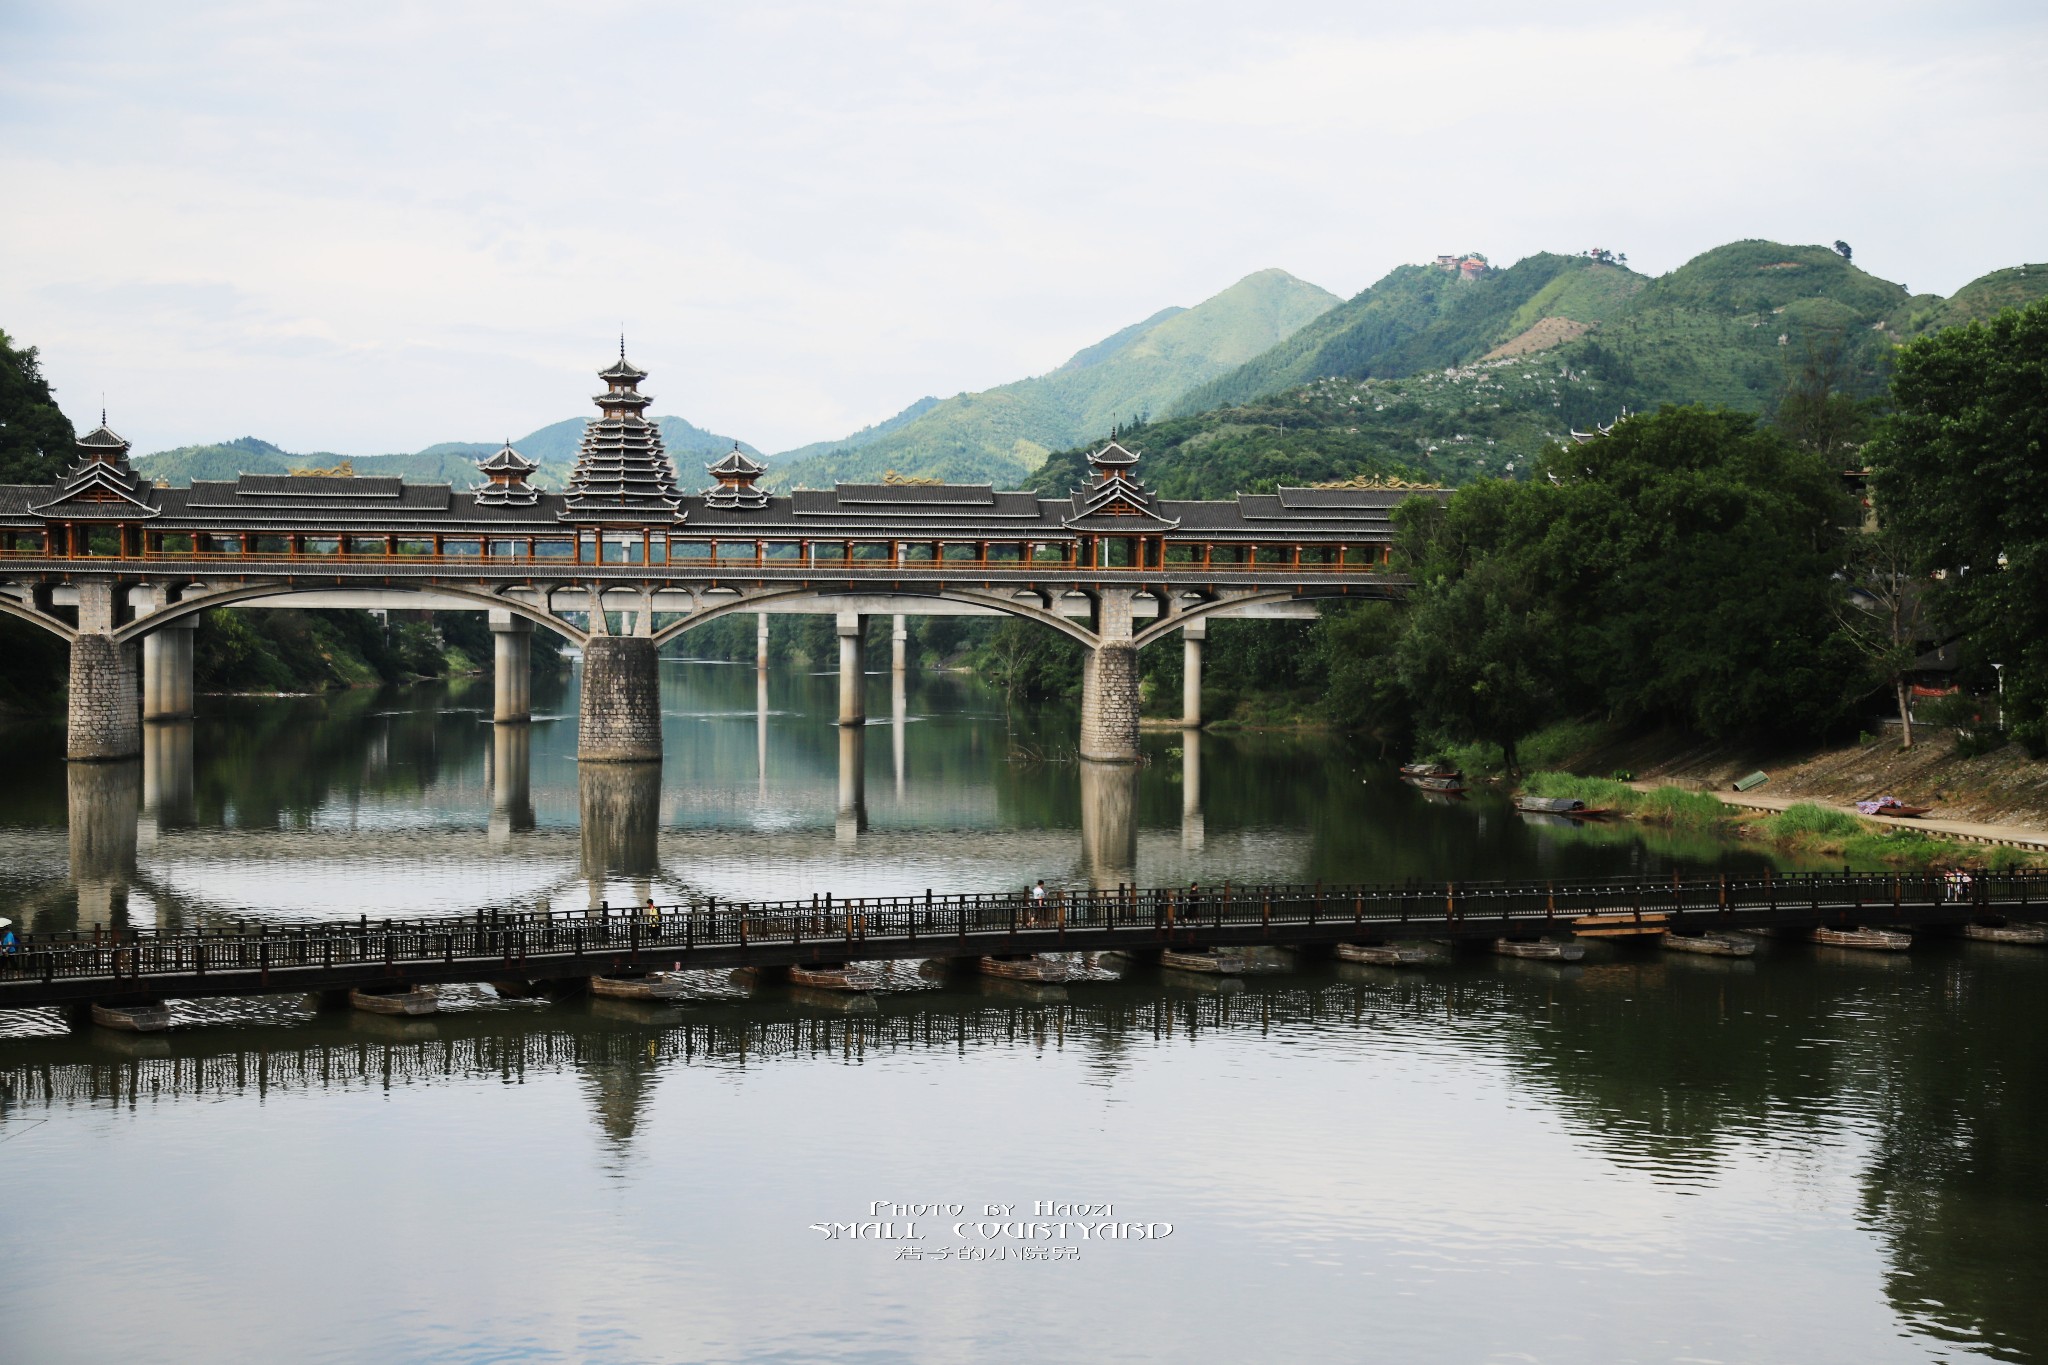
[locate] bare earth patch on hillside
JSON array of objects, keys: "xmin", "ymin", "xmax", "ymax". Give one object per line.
[{"xmin": 1481, "ymin": 316, "xmax": 1593, "ymax": 361}]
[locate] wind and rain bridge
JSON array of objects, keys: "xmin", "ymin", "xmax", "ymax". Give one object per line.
[{"xmin": 0, "ymin": 350, "xmax": 1430, "ymax": 765}]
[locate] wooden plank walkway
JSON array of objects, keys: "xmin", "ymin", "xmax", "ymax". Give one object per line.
[{"xmin": 3, "ymin": 870, "xmax": 2043, "ymax": 1010}]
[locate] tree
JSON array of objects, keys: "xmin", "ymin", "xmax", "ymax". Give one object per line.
[
  {"xmin": 1834, "ymin": 240, "xmax": 1853, "ymax": 261},
  {"xmin": 0, "ymin": 328, "xmax": 76, "ymax": 483},
  {"xmin": 1867, "ymin": 297, "xmax": 2048, "ymax": 752},
  {"xmin": 1835, "ymin": 530, "xmax": 1931, "ymax": 747},
  {"xmin": 1775, "ymin": 330, "xmax": 1874, "ymax": 460},
  {"xmin": 1394, "ymin": 406, "xmax": 1857, "ymax": 766}
]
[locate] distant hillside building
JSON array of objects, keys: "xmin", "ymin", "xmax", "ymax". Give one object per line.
[{"xmin": 1435, "ymin": 254, "xmax": 1489, "ymax": 280}]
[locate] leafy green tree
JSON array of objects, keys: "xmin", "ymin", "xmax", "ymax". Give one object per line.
[
  {"xmin": 1395, "ymin": 406, "xmax": 1856, "ymax": 767},
  {"xmin": 0, "ymin": 328, "xmax": 76, "ymax": 483},
  {"xmin": 1868, "ymin": 297, "xmax": 2048, "ymax": 751}
]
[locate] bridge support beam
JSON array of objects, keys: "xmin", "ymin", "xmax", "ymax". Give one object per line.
[
  {"xmin": 490, "ymin": 613, "xmax": 533, "ymax": 723},
  {"xmin": 1079, "ymin": 589, "xmax": 1140, "ymax": 763},
  {"xmin": 1181, "ymin": 618, "xmax": 1205, "ymax": 729},
  {"xmin": 837, "ymin": 612, "xmax": 867, "ymax": 727},
  {"xmin": 141, "ymin": 618, "xmax": 196, "ymax": 722},
  {"xmin": 69, "ymin": 583, "xmax": 141, "ymax": 762},
  {"xmin": 891, "ymin": 614, "xmax": 908, "ymax": 673},
  {"xmin": 579, "ymin": 636, "xmax": 662, "ymax": 763}
]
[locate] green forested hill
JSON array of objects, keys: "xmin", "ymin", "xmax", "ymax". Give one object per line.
[
  {"xmin": 1168, "ymin": 254, "xmax": 1646, "ymax": 416},
  {"xmin": 764, "ymin": 268, "xmax": 1341, "ymax": 490},
  {"xmin": 1031, "ymin": 245, "xmax": 2048, "ymax": 501},
  {"xmin": 135, "ymin": 417, "xmax": 759, "ymax": 490}
]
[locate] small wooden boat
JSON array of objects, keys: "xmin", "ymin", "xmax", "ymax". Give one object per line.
[
  {"xmin": 1400, "ymin": 761, "xmax": 1463, "ymax": 781},
  {"xmin": 1809, "ymin": 926, "xmax": 1912, "ymax": 951},
  {"xmin": 1570, "ymin": 911, "xmax": 1671, "ymax": 939},
  {"xmin": 349, "ymin": 985, "xmax": 439, "ymax": 1016},
  {"xmin": 90, "ymin": 1001, "xmax": 172, "ymax": 1032},
  {"xmin": 1514, "ymin": 795, "xmax": 1614, "ymax": 819},
  {"xmin": 788, "ymin": 963, "xmax": 885, "ymax": 993},
  {"xmin": 1160, "ymin": 948, "xmax": 1245, "ymax": 975},
  {"xmin": 1662, "ymin": 932, "xmax": 1755, "ymax": 957},
  {"xmin": 1964, "ymin": 922, "xmax": 2048, "ymax": 945},
  {"xmin": 591, "ymin": 970, "xmax": 689, "ymax": 1000},
  {"xmin": 1335, "ymin": 942, "xmax": 1430, "ymax": 966},
  {"xmin": 1405, "ymin": 775, "xmax": 1467, "ymax": 794},
  {"xmin": 1491, "ymin": 937, "xmax": 1585, "ymax": 962},
  {"xmin": 979, "ymin": 953, "xmax": 1068, "ymax": 982}
]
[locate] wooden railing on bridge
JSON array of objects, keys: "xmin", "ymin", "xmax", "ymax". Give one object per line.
[{"xmin": 3, "ymin": 869, "xmax": 2042, "ymax": 1009}]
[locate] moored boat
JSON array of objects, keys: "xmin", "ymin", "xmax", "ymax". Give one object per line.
[
  {"xmin": 1809, "ymin": 926, "xmax": 1912, "ymax": 951},
  {"xmin": 591, "ymin": 970, "xmax": 689, "ymax": 1000},
  {"xmin": 349, "ymin": 985, "xmax": 439, "ymax": 1016},
  {"xmin": 1160, "ymin": 948, "xmax": 1245, "ymax": 975},
  {"xmin": 1335, "ymin": 942, "xmax": 1430, "ymax": 966},
  {"xmin": 1514, "ymin": 795, "xmax": 1613, "ymax": 819},
  {"xmin": 788, "ymin": 963, "xmax": 885, "ymax": 993},
  {"xmin": 979, "ymin": 953, "xmax": 1068, "ymax": 982},
  {"xmin": 1491, "ymin": 937, "xmax": 1585, "ymax": 961},
  {"xmin": 1661, "ymin": 932, "xmax": 1755, "ymax": 957},
  {"xmin": 1400, "ymin": 761, "xmax": 1462, "ymax": 780},
  {"xmin": 90, "ymin": 1001, "xmax": 172, "ymax": 1032},
  {"xmin": 1964, "ymin": 921, "xmax": 2048, "ymax": 945}
]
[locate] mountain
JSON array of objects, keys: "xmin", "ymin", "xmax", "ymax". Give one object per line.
[
  {"xmin": 1031, "ymin": 244, "xmax": 2048, "ymax": 501},
  {"xmin": 764, "ymin": 268, "xmax": 1341, "ymax": 489},
  {"xmin": 1170, "ymin": 253, "xmax": 1647, "ymax": 416},
  {"xmin": 136, "ymin": 417, "xmax": 760, "ymax": 489}
]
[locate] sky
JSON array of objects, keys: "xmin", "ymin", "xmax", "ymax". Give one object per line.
[{"xmin": 2, "ymin": 0, "xmax": 2043, "ymax": 457}]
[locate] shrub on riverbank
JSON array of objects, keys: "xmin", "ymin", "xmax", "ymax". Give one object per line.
[
  {"xmin": 1761, "ymin": 800, "xmax": 2045, "ymax": 869},
  {"xmin": 1766, "ymin": 802, "xmax": 1864, "ymax": 840}
]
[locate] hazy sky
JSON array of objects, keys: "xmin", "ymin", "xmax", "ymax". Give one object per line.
[{"xmin": 3, "ymin": 1, "xmax": 2042, "ymax": 456}]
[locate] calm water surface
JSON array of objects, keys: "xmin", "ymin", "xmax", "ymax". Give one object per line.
[{"xmin": 0, "ymin": 661, "xmax": 2040, "ymax": 1363}]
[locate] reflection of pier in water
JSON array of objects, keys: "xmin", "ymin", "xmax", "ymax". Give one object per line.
[{"xmin": 25, "ymin": 670, "xmax": 1299, "ymax": 933}]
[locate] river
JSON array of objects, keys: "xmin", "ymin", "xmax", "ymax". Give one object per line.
[{"xmin": 0, "ymin": 660, "xmax": 2040, "ymax": 1363}]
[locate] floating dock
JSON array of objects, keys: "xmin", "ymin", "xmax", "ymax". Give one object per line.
[
  {"xmin": 1964, "ymin": 922, "xmax": 2048, "ymax": 945},
  {"xmin": 1809, "ymin": 926, "xmax": 1912, "ymax": 952}
]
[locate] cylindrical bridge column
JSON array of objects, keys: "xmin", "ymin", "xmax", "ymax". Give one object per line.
[
  {"xmin": 837, "ymin": 612, "xmax": 867, "ymax": 727},
  {"xmin": 141, "ymin": 618, "xmax": 196, "ymax": 722},
  {"xmin": 1078, "ymin": 642, "xmax": 1141, "ymax": 762},
  {"xmin": 491, "ymin": 613, "xmax": 534, "ymax": 723},
  {"xmin": 1181, "ymin": 618, "xmax": 1205, "ymax": 729},
  {"xmin": 891, "ymin": 614, "xmax": 908, "ymax": 674},
  {"xmin": 578, "ymin": 636, "xmax": 662, "ymax": 762},
  {"xmin": 756, "ymin": 612, "xmax": 770, "ymax": 670},
  {"xmin": 68, "ymin": 633, "xmax": 142, "ymax": 762}
]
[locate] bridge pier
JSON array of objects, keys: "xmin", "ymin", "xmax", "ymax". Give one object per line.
[
  {"xmin": 68, "ymin": 633, "xmax": 142, "ymax": 763},
  {"xmin": 578, "ymin": 636, "xmax": 662, "ymax": 762},
  {"xmin": 1079, "ymin": 590, "xmax": 1140, "ymax": 763},
  {"xmin": 141, "ymin": 617, "xmax": 196, "ymax": 722},
  {"xmin": 891, "ymin": 614, "xmax": 908, "ymax": 673},
  {"xmin": 837, "ymin": 612, "xmax": 867, "ymax": 727},
  {"xmin": 757, "ymin": 612, "xmax": 770, "ymax": 670},
  {"xmin": 1181, "ymin": 619, "xmax": 1205, "ymax": 729},
  {"xmin": 490, "ymin": 613, "xmax": 533, "ymax": 723}
]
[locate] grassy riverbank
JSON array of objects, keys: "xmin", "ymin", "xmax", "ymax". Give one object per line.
[{"xmin": 1521, "ymin": 770, "xmax": 2046, "ymax": 871}]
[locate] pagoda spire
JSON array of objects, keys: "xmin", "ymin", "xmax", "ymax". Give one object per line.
[{"xmin": 703, "ymin": 443, "xmax": 768, "ymax": 510}]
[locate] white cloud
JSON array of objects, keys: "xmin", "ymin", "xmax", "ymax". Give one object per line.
[{"xmin": 1, "ymin": 0, "xmax": 2042, "ymax": 455}]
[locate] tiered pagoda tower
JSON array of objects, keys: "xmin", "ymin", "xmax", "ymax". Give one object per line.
[
  {"xmin": 1062, "ymin": 431, "xmax": 1178, "ymax": 530},
  {"xmin": 30, "ymin": 414, "xmax": 160, "ymax": 522},
  {"xmin": 472, "ymin": 440, "xmax": 540, "ymax": 506},
  {"xmin": 559, "ymin": 347, "xmax": 684, "ymax": 523},
  {"xmin": 702, "ymin": 444, "xmax": 768, "ymax": 510}
]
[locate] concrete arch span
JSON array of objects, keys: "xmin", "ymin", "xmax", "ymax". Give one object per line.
[
  {"xmin": 646, "ymin": 585, "xmax": 1103, "ymax": 650},
  {"xmin": 108, "ymin": 582, "xmax": 589, "ymax": 648},
  {"xmin": 0, "ymin": 592, "xmax": 77, "ymax": 643}
]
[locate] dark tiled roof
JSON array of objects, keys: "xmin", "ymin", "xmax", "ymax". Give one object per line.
[
  {"xmin": 1088, "ymin": 439, "xmax": 1141, "ymax": 467},
  {"xmin": 705, "ymin": 446, "xmax": 766, "ymax": 478},
  {"xmin": 832, "ymin": 484, "xmax": 996, "ymax": 506},
  {"xmin": 477, "ymin": 442, "xmax": 538, "ymax": 474},
  {"xmin": 76, "ymin": 424, "xmax": 131, "ymax": 451}
]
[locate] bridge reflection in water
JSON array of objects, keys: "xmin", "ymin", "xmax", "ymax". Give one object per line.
[
  {"xmin": 2, "ymin": 949, "xmax": 2044, "ymax": 1359},
  {"xmin": 23, "ymin": 664, "xmax": 1238, "ymax": 941}
]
